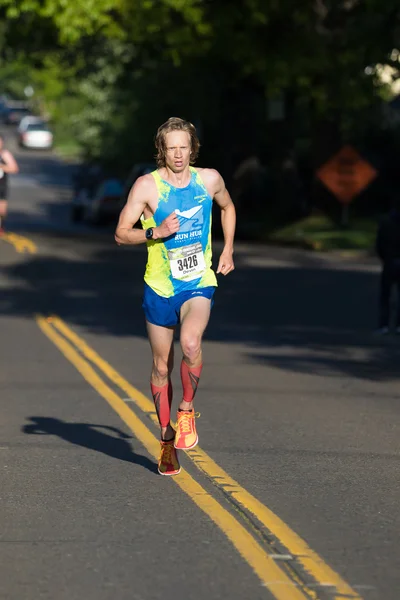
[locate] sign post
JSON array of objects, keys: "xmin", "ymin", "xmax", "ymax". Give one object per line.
[{"xmin": 316, "ymin": 146, "xmax": 378, "ymax": 225}]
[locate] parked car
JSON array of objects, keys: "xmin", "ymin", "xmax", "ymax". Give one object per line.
[
  {"xmin": 71, "ymin": 163, "xmax": 102, "ymax": 222},
  {"xmin": 18, "ymin": 122, "xmax": 53, "ymax": 149},
  {"xmin": 119, "ymin": 162, "xmax": 156, "ymax": 229},
  {"xmin": 87, "ymin": 178, "xmax": 124, "ymax": 224},
  {"xmin": 122, "ymin": 162, "xmax": 156, "ymax": 203},
  {"xmin": 71, "ymin": 164, "xmax": 123, "ymax": 224},
  {"xmin": 3, "ymin": 103, "xmax": 31, "ymax": 125},
  {"xmin": 18, "ymin": 116, "xmax": 48, "ymax": 134},
  {"xmin": 0, "ymin": 96, "xmax": 9, "ymax": 120}
]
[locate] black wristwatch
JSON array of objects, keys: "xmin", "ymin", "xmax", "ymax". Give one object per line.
[{"xmin": 145, "ymin": 228, "xmax": 154, "ymax": 240}]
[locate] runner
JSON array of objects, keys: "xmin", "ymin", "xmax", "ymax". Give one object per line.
[
  {"xmin": 0, "ymin": 135, "xmax": 19, "ymax": 234},
  {"xmin": 115, "ymin": 117, "xmax": 236, "ymax": 475},
  {"xmin": 375, "ymin": 196, "xmax": 400, "ymax": 333}
]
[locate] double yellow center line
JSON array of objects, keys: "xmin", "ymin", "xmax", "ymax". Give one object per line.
[{"xmin": 36, "ymin": 314, "xmax": 361, "ymax": 600}]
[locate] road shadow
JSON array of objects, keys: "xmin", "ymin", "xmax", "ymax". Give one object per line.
[
  {"xmin": 2, "ymin": 237, "xmax": 400, "ymax": 381},
  {"xmin": 22, "ymin": 416, "xmax": 158, "ymax": 474},
  {"xmin": 0, "ymin": 241, "xmax": 148, "ymax": 337},
  {"xmin": 212, "ymin": 255, "xmax": 400, "ymax": 381},
  {"xmin": 5, "ymin": 143, "xmax": 84, "ymax": 234},
  {"xmin": 13, "ymin": 152, "xmax": 77, "ymax": 189}
]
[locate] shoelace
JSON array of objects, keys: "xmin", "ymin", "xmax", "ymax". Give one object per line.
[
  {"xmin": 178, "ymin": 411, "xmax": 201, "ymax": 433},
  {"xmin": 179, "ymin": 412, "xmax": 193, "ymax": 433},
  {"xmin": 161, "ymin": 442, "xmax": 174, "ymax": 463}
]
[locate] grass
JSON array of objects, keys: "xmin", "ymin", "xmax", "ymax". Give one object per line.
[
  {"xmin": 54, "ymin": 140, "xmax": 82, "ymax": 161},
  {"xmin": 268, "ymin": 213, "xmax": 378, "ymax": 252}
]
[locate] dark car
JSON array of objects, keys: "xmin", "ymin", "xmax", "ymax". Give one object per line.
[
  {"xmin": 122, "ymin": 162, "xmax": 156, "ymax": 202},
  {"xmin": 0, "ymin": 96, "xmax": 8, "ymax": 120},
  {"xmin": 3, "ymin": 104, "xmax": 31, "ymax": 125},
  {"xmin": 71, "ymin": 163, "xmax": 123, "ymax": 225},
  {"xmin": 120, "ymin": 163, "xmax": 156, "ymax": 228}
]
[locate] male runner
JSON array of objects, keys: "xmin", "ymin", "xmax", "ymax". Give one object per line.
[
  {"xmin": 0, "ymin": 135, "xmax": 19, "ymax": 234},
  {"xmin": 115, "ymin": 117, "xmax": 236, "ymax": 476}
]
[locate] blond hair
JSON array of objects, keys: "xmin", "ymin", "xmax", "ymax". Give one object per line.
[{"xmin": 155, "ymin": 117, "xmax": 200, "ymax": 168}]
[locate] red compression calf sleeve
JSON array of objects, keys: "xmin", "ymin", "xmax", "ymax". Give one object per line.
[
  {"xmin": 181, "ymin": 360, "xmax": 203, "ymax": 402},
  {"xmin": 151, "ymin": 380, "xmax": 173, "ymax": 427}
]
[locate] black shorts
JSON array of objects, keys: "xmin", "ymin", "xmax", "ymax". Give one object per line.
[{"xmin": 0, "ymin": 182, "xmax": 8, "ymax": 200}]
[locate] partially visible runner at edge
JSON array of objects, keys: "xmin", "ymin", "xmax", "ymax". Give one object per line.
[
  {"xmin": 0, "ymin": 135, "xmax": 19, "ymax": 234},
  {"xmin": 115, "ymin": 117, "xmax": 236, "ymax": 476}
]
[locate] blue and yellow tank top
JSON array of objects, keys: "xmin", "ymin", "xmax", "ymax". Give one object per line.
[{"xmin": 141, "ymin": 167, "xmax": 217, "ymax": 298}]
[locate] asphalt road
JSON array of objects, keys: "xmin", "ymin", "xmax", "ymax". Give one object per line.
[{"xmin": 1, "ymin": 128, "xmax": 399, "ymax": 600}]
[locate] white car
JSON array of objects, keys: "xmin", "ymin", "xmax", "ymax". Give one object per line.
[
  {"xmin": 19, "ymin": 122, "xmax": 53, "ymax": 149},
  {"xmin": 17, "ymin": 115, "xmax": 46, "ymax": 134}
]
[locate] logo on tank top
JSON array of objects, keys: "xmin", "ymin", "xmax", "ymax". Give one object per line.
[{"xmin": 174, "ymin": 206, "xmax": 203, "ymax": 233}]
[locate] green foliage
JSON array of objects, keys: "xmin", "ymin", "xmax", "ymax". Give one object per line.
[
  {"xmin": 270, "ymin": 214, "xmax": 378, "ymax": 251},
  {"xmin": 0, "ymin": 0, "xmax": 399, "ymax": 176},
  {"xmin": 0, "ymin": 54, "xmax": 32, "ymax": 99},
  {"xmin": 0, "ymin": 0, "xmax": 124, "ymax": 43}
]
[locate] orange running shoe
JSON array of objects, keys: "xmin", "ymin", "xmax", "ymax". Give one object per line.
[
  {"xmin": 158, "ymin": 439, "xmax": 181, "ymax": 476},
  {"xmin": 174, "ymin": 410, "xmax": 198, "ymax": 450}
]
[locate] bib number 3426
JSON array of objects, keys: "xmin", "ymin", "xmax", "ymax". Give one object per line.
[{"xmin": 168, "ymin": 242, "xmax": 206, "ymax": 282}]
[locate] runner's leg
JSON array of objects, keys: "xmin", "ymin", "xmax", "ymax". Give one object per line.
[
  {"xmin": 379, "ymin": 265, "xmax": 391, "ymax": 328},
  {"xmin": 174, "ymin": 297, "xmax": 212, "ymax": 451},
  {"xmin": 147, "ymin": 321, "xmax": 181, "ymax": 475},
  {"xmin": 146, "ymin": 321, "xmax": 175, "ymax": 440},
  {"xmin": 395, "ymin": 277, "xmax": 400, "ymax": 329},
  {"xmin": 0, "ymin": 199, "xmax": 7, "ymax": 232},
  {"xmin": 179, "ymin": 296, "xmax": 212, "ymax": 411}
]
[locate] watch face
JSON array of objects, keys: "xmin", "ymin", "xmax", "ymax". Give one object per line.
[{"xmin": 146, "ymin": 228, "xmax": 153, "ymax": 240}]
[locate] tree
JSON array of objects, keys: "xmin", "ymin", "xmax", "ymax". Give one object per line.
[{"xmin": 1, "ymin": 0, "xmax": 399, "ymax": 182}]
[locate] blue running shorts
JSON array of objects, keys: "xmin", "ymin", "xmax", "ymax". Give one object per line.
[{"xmin": 142, "ymin": 283, "xmax": 216, "ymax": 327}]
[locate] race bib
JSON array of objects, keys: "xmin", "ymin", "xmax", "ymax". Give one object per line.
[{"xmin": 168, "ymin": 242, "xmax": 206, "ymax": 282}]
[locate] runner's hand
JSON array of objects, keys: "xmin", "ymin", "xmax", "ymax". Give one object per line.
[
  {"xmin": 216, "ymin": 251, "xmax": 234, "ymax": 276},
  {"xmin": 154, "ymin": 212, "xmax": 180, "ymax": 239}
]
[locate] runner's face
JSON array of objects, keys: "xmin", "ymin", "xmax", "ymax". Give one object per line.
[{"xmin": 164, "ymin": 131, "xmax": 191, "ymax": 173}]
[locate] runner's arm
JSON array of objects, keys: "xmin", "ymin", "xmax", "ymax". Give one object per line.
[
  {"xmin": 114, "ymin": 177, "xmax": 149, "ymax": 245},
  {"xmin": 211, "ymin": 170, "xmax": 236, "ymax": 275},
  {"xmin": 1, "ymin": 150, "xmax": 19, "ymax": 174},
  {"xmin": 115, "ymin": 176, "xmax": 179, "ymax": 245}
]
